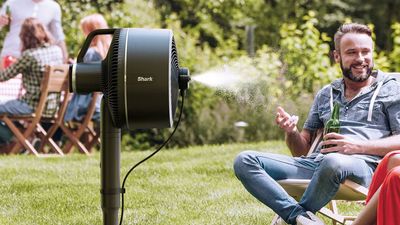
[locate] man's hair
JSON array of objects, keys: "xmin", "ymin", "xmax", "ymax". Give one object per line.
[
  {"xmin": 19, "ymin": 17, "xmax": 53, "ymax": 52},
  {"xmin": 334, "ymin": 23, "xmax": 372, "ymax": 51}
]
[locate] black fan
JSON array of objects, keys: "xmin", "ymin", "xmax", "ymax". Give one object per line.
[
  {"xmin": 70, "ymin": 28, "xmax": 190, "ymax": 129},
  {"xmin": 69, "ymin": 28, "xmax": 190, "ymax": 225}
]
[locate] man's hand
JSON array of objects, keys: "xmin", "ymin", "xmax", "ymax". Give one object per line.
[
  {"xmin": 276, "ymin": 106, "xmax": 311, "ymax": 156},
  {"xmin": 0, "ymin": 15, "xmax": 10, "ymax": 26},
  {"xmin": 320, "ymin": 133, "xmax": 365, "ymax": 155},
  {"xmin": 275, "ymin": 106, "xmax": 298, "ymax": 133}
]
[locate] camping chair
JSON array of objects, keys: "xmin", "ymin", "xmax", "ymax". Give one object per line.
[
  {"xmin": 61, "ymin": 92, "xmax": 101, "ymax": 155},
  {"xmin": 270, "ymin": 130, "xmax": 368, "ymax": 225},
  {"xmin": 0, "ymin": 65, "xmax": 69, "ymax": 156},
  {"xmin": 35, "ymin": 65, "xmax": 72, "ymax": 155}
]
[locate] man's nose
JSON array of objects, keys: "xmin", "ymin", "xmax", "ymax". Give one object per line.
[{"xmin": 355, "ymin": 52, "xmax": 365, "ymax": 62}]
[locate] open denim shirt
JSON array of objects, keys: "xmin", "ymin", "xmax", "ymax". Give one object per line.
[{"xmin": 303, "ymin": 70, "xmax": 400, "ymax": 163}]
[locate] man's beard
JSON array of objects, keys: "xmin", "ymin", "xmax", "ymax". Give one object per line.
[{"xmin": 340, "ymin": 60, "xmax": 373, "ymax": 82}]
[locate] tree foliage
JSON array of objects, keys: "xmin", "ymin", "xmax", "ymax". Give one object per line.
[
  {"xmin": 57, "ymin": 0, "xmax": 400, "ymax": 148},
  {"xmin": 279, "ymin": 11, "xmax": 340, "ymax": 95},
  {"xmin": 2, "ymin": 0, "xmax": 400, "ymax": 149}
]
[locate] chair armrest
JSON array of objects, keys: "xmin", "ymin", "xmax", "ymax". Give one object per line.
[{"xmin": 343, "ymin": 180, "xmax": 369, "ymax": 197}]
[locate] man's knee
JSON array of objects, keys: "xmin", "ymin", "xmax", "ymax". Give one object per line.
[
  {"xmin": 317, "ymin": 153, "xmax": 350, "ymax": 179},
  {"xmin": 233, "ymin": 150, "xmax": 258, "ymax": 179}
]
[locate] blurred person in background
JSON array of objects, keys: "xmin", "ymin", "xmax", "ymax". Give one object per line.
[
  {"xmin": 0, "ymin": 0, "xmax": 67, "ymax": 69},
  {"xmin": 0, "ymin": 18, "xmax": 63, "ymax": 153},
  {"xmin": 64, "ymin": 13, "xmax": 111, "ymax": 129}
]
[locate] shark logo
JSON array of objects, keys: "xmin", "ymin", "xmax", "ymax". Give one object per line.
[{"xmin": 137, "ymin": 76, "xmax": 153, "ymax": 82}]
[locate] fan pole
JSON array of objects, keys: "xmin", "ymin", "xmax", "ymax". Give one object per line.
[{"xmin": 100, "ymin": 100, "xmax": 121, "ymax": 225}]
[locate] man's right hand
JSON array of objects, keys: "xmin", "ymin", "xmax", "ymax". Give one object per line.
[
  {"xmin": 275, "ymin": 106, "xmax": 298, "ymax": 133},
  {"xmin": 0, "ymin": 15, "xmax": 9, "ymax": 26},
  {"xmin": 276, "ymin": 106, "xmax": 311, "ymax": 156}
]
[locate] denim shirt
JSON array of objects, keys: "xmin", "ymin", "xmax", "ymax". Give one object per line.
[{"xmin": 303, "ymin": 70, "xmax": 400, "ymax": 163}]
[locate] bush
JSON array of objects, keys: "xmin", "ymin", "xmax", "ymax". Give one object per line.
[{"xmin": 119, "ymin": 12, "xmax": 332, "ymax": 150}]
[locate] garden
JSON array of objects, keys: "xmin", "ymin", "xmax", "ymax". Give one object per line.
[{"xmin": 1, "ymin": 0, "xmax": 400, "ymax": 224}]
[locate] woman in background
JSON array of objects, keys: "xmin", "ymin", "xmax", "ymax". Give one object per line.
[
  {"xmin": 64, "ymin": 13, "xmax": 111, "ymax": 123},
  {"xmin": 0, "ymin": 17, "xmax": 63, "ymax": 152},
  {"xmin": 352, "ymin": 151, "xmax": 400, "ymax": 225}
]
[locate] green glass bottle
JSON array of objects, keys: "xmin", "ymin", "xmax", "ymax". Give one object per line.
[
  {"xmin": 5, "ymin": 5, "xmax": 11, "ymax": 33},
  {"xmin": 322, "ymin": 102, "xmax": 340, "ymax": 148}
]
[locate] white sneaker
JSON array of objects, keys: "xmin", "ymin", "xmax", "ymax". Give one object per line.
[
  {"xmin": 296, "ymin": 211, "xmax": 325, "ymax": 225},
  {"xmin": 272, "ymin": 217, "xmax": 288, "ymax": 225}
]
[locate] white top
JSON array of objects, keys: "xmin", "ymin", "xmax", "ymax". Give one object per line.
[{"xmin": 0, "ymin": 0, "xmax": 65, "ymax": 58}]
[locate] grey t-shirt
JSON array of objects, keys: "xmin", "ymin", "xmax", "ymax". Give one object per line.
[{"xmin": 303, "ymin": 70, "xmax": 400, "ymax": 163}]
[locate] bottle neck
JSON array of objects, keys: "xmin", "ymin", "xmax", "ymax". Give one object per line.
[{"xmin": 332, "ymin": 103, "xmax": 340, "ymax": 119}]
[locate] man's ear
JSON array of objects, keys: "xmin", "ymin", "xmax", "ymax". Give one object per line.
[{"xmin": 333, "ymin": 50, "xmax": 340, "ymax": 63}]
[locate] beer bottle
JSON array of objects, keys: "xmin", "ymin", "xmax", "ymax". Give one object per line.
[
  {"xmin": 322, "ymin": 102, "xmax": 340, "ymax": 148},
  {"xmin": 4, "ymin": 5, "xmax": 11, "ymax": 33}
]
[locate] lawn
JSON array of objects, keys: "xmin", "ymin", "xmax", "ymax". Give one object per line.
[{"xmin": 0, "ymin": 141, "xmax": 362, "ymax": 224}]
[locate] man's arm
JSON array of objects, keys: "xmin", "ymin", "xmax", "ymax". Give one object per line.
[
  {"xmin": 321, "ymin": 133, "xmax": 400, "ymax": 156},
  {"xmin": 56, "ymin": 40, "xmax": 68, "ymax": 63},
  {"xmin": 285, "ymin": 129, "xmax": 313, "ymax": 157},
  {"xmin": 276, "ymin": 106, "xmax": 313, "ymax": 157},
  {"xmin": 49, "ymin": 2, "xmax": 68, "ymax": 62}
]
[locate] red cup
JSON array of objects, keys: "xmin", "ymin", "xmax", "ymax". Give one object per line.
[{"xmin": 2, "ymin": 55, "xmax": 16, "ymax": 69}]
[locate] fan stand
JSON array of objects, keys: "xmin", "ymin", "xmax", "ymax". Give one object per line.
[{"xmin": 100, "ymin": 100, "xmax": 121, "ymax": 225}]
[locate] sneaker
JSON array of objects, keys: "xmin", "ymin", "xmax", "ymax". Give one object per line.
[
  {"xmin": 272, "ymin": 217, "xmax": 288, "ymax": 225},
  {"xmin": 296, "ymin": 211, "xmax": 325, "ymax": 225}
]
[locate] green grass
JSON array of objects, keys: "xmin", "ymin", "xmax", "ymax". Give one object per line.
[{"xmin": 0, "ymin": 141, "xmax": 362, "ymax": 224}]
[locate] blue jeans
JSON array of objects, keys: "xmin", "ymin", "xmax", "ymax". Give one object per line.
[
  {"xmin": 0, "ymin": 100, "xmax": 32, "ymax": 144},
  {"xmin": 233, "ymin": 151, "xmax": 376, "ymax": 224}
]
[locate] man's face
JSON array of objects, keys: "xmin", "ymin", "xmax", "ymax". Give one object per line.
[{"xmin": 334, "ymin": 33, "xmax": 374, "ymax": 82}]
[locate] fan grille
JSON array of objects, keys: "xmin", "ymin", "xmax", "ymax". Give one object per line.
[
  {"xmin": 170, "ymin": 37, "xmax": 180, "ymax": 122},
  {"xmin": 106, "ymin": 29, "xmax": 122, "ymax": 127},
  {"xmin": 171, "ymin": 38, "xmax": 179, "ymax": 71}
]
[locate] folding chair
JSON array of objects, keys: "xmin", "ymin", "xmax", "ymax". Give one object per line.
[
  {"xmin": 270, "ymin": 130, "xmax": 368, "ymax": 225},
  {"xmin": 35, "ymin": 65, "xmax": 72, "ymax": 155},
  {"xmin": 61, "ymin": 92, "xmax": 101, "ymax": 155},
  {"xmin": 0, "ymin": 65, "xmax": 69, "ymax": 156}
]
